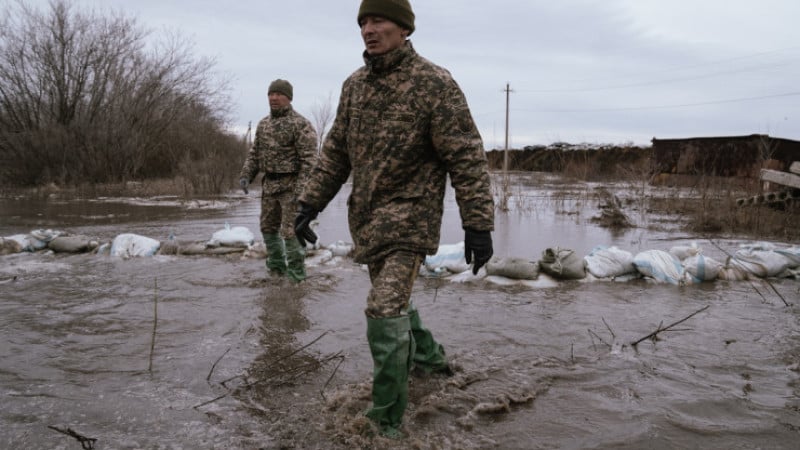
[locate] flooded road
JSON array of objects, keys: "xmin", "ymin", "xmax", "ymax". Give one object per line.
[{"xmin": 1, "ymin": 174, "xmax": 799, "ymax": 449}]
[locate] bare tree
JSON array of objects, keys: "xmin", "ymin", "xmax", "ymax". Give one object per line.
[
  {"xmin": 311, "ymin": 92, "xmax": 334, "ymax": 153},
  {"xmin": 0, "ymin": 0, "xmax": 238, "ymax": 193}
]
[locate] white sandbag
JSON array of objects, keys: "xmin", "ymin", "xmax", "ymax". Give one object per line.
[
  {"xmin": 484, "ymin": 272, "xmax": 559, "ymax": 288},
  {"xmin": 29, "ymin": 229, "xmax": 63, "ymax": 245},
  {"xmin": 669, "ymin": 242, "xmax": 701, "ymax": 261},
  {"xmin": 682, "ymin": 254, "xmax": 723, "ymax": 283},
  {"xmin": 485, "ymin": 256, "xmax": 539, "ymax": 280},
  {"xmin": 424, "ymin": 242, "xmax": 470, "ymax": 274},
  {"xmin": 727, "ymin": 245, "xmax": 792, "ymax": 278},
  {"xmin": 632, "ymin": 250, "xmax": 684, "ymax": 285},
  {"xmin": 447, "ymin": 267, "xmax": 485, "ymax": 283},
  {"xmin": 306, "ymin": 248, "xmax": 334, "ymax": 267},
  {"xmin": 584, "ymin": 246, "xmax": 636, "ymax": 279},
  {"xmin": 207, "ymin": 224, "xmax": 254, "ymax": 248},
  {"xmin": 775, "ymin": 246, "xmax": 800, "ymax": 268},
  {"xmin": 110, "ymin": 233, "xmax": 161, "ymax": 258},
  {"xmin": 328, "ymin": 240, "xmax": 353, "ymax": 257},
  {"xmin": 539, "ymin": 247, "xmax": 586, "ymax": 280},
  {"xmin": 6, "ymin": 234, "xmax": 38, "ymax": 252},
  {"xmin": 717, "ymin": 265, "xmax": 751, "ymax": 281}
]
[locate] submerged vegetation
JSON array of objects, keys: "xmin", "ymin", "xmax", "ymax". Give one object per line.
[{"xmin": 489, "ymin": 144, "xmax": 799, "ymax": 243}]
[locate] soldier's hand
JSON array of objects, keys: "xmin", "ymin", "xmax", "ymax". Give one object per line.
[
  {"xmin": 239, "ymin": 178, "xmax": 249, "ymax": 194},
  {"xmin": 294, "ymin": 202, "xmax": 319, "ymax": 247},
  {"xmin": 464, "ymin": 228, "xmax": 493, "ymax": 275}
]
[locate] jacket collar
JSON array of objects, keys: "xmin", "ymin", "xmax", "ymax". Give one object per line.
[
  {"xmin": 363, "ymin": 40, "xmax": 415, "ymax": 75},
  {"xmin": 269, "ymin": 104, "xmax": 292, "ymax": 118}
]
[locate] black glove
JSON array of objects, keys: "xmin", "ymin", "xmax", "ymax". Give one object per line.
[
  {"xmin": 239, "ymin": 178, "xmax": 249, "ymax": 194},
  {"xmin": 294, "ymin": 202, "xmax": 319, "ymax": 247},
  {"xmin": 464, "ymin": 228, "xmax": 493, "ymax": 275}
]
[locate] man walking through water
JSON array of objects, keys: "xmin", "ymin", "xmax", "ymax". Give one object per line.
[
  {"xmin": 295, "ymin": 0, "xmax": 494, "ymax": 438},
  {"xmin": 240, "ymin": 79, "xmax": 318, "ymax": 283}
]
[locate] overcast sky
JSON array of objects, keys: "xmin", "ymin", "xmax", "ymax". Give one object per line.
[{"xmin": 18, "ymin": 0, "xmax": 800, "ymax": 148}]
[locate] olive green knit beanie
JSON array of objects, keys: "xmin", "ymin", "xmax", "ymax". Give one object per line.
[
  {"xmin": 268, "ymin": 79, "xmax": 293, "ymax": 101},
  {"xmin": 357, "ymin": 0, "xmax": 415, "ymax": 35}
]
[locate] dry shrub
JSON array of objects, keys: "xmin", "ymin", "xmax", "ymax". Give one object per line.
[{"xmin": 648, "ymin": 177, "xmax": 799, "ymax": 241}]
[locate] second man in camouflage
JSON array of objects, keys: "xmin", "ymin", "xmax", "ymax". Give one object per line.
[{"xmin": 240, "ymin": 79, "xmax": 318, "ymax": 283}]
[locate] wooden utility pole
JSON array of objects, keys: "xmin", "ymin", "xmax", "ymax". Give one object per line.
[
  {"xmin": 501, "ymin": 83, "xmax": 513, "ymax": 211},
  {"xmin": 504, "ymin": 83, "xmax": 511, "ymax": 176}
]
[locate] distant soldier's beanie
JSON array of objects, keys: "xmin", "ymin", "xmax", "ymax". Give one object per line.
[
  {"xmin": 268, "ymin": 79, "xmax": 293, "ymax": 101},
  {"xmin": 357, "ymin": 0, "xmax": 415, "ymax": 35}
]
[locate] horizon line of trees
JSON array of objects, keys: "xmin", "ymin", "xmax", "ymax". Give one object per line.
[{"xmin": 0, "ymin": 0, "xmax": 245, "ymax": 194}]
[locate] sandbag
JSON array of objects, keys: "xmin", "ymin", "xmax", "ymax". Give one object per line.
[
  {"xmin": 632, "ymin": 250, "xmax": 684, "ymax": 285},
  {"xmin": 669, "ymin": 242, "xmax": 701, "ymax": 261},
  {"xmin": 682, "ymin": 254, "xmax": 723, "ymax": 283},
  {"xmin": 0, "ymin": 237, "xmax": 23, "ymax": 255},
  {"xmin": 775, "ymin": 246, "xmax": 800, "ymax": 268},
  {"xmin": 328, "ymin": 240, "xmax": 353, "ymax": 257},
  {"xmin": 584, "ymin": 245, "xmax": 636, "ymax": 278},
  {"xmin": 5, "ymin": 234, "xmax": 38, "ymax": 252},
  {"xmin": 539, "ymin": 247, "xmax": 586, "ymax": 280},
  {"xmin": 29, "ymin": 229, "xmax": 63, "ymax": 247},
  {"xmin": 110, "ymin": 233, "xmax": 161, "ymax": 258},
  {"xmin": 424, "ymin": 242, "xmax": 470, "ymax": 275},
  {"xmin": 47, "ymin": 235, "xmax": 98, "ymax": 253},
  {"xmin": 485, "ymin": 256, "xmax": 539, "ymax": 280},
  {"xmin": 727, "ymin": 243, "xmax": 793, "ymax": 278},
  {"xmin": 717, "ymin": 265, "xmax": 751, "ymax": 281},
  {"xmin": 207, "ymin": 224, "xmax": 254, "ymax": 248}
]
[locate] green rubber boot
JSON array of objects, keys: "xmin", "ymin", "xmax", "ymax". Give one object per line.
[
  {"xmin": 284, "ymin": 237, "xmax": 307, "ymax": 283},
  {"xmin": 365, "ymin": 315, "xmax": 412, "ymax": 439},
  {"xmin": 263, "ymin": 233, "xmax": 287, "ymax": 276},
  {"xmin": 408, "ymin": 305, "xmax": 451, "ymax": 376}
]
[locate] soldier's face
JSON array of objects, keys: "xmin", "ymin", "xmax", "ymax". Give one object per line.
[
  {"xmin": 268, "ymin": 92, "xmax": 290, "ymax": 110},
  {"xmin": 360, "ymin": 15, "xmax": 408, "ymax": 56}
]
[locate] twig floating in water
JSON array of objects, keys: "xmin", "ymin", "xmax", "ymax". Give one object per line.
[
  {"xmin": 320, "ymin": 353, "xmax": 346, "ymax": 401},
  {"xmin": 207, "ymin": 347, "xmax": 231, "ymax": 383},
  {"xmin": 631, "ymin": 305, "xmax": 710, "ymax": 347},
  {"xmin": 148, "ymin": 278, "xmax": 158, "ymax": 373},
  {"xmin": 48, "ymin": 425, "xmax": 97, "ymax": 450},
  {"xmin": 602, "ymin": 317, "xmax": 616, "ymax": 339},
  {"xmin": 588, "ymin": 329, "xmax": 612, "ymax": 349}
]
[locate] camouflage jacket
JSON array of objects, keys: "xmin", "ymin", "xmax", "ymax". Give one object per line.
[
  {"xmin": 240, "ymin": 105, "xmax": 318, "ymax": 196},
  {"xmin": 299, "ymin": 41, "xmax": 495, "ymax": 263}
]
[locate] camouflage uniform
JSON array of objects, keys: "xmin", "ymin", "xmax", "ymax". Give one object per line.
[
  {"xmin": 299, "ymin": 41, "xmax": 495, "ymax": 300},
  {"xmin": 298, "ymin": 38, "xmax": 494, "ymax": 437},
  {"xmin": 241, "ymin": 104, "xmax": 317, "ymax": 237},
  {"xmin": 241, "ymin": 104, "xmax": 317, "ymax": 281}
]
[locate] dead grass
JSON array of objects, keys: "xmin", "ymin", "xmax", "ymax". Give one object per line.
[{"xmin": 646, "ymin": 184, "xmax": 799, "ymax": 241}]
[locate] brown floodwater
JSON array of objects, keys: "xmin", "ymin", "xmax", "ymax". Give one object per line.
[{"xmin": 1, "ymin": 173, "xmax": 799, "ymax": 449}]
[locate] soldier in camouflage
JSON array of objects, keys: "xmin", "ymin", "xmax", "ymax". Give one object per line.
[
  {"xmin": 295, "ymin": 0, "xmax": 494, "ymax": 438},
  {"xmin": 240, "ymin": 79, "xmax": 318, "ymax": 283}
]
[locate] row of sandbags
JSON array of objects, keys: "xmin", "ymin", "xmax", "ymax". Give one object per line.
[
  {"xmin": 0, "ymin": 224, "xmax": 261, "ymax": 258},
  {"xmin": 423, "ymin": 241, "xmax": 800, "ymax": 284},
  {"xmin": 0, "ymin": 225, "xmax": 354, "ymax": 262}
]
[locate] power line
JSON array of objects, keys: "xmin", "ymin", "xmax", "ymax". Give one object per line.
[
  {"xmin": 518, "ymin": 46, "xmax": 800, "ymax": 93},
  {"xmin": 515, "ymin": 59, "xmax": 798, "ymax": 94},
  {"xmin": 513, "ymin": 91, "xmax": 800, "ymax": 113}
]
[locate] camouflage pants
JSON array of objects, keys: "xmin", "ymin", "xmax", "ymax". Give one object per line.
[
  {"xmin": 260, "ymin": 189, "xmax": 297, "ymax": 238},
  {"xmin": 365, "ymin": 251, "xmax": 423, "ymax": 319}
]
